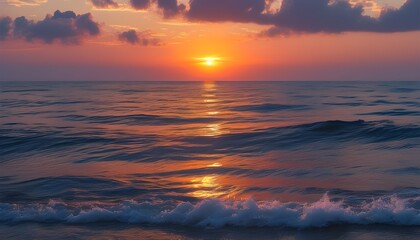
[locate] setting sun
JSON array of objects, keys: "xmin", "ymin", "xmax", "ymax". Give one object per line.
[{"xmin": 197, "ymin": 57, "xmax": 222, "ymax": 67}]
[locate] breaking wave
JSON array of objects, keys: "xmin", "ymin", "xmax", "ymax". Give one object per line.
[{"xmin": 0, "ymin": 194, "xmax": 419, "ymax": 228}]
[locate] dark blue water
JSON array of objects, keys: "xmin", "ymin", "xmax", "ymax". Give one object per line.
[{"xmin": 0, "ymin": 81, "xmax": 419, "ymax": 239}]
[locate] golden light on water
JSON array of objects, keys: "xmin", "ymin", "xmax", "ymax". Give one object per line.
[
  {"xmin": 208, "ymin": 162, "xmax": 222, "ymax": 167},
  {"xmin": 191, "ymin": 175, "xmax": 226, "ymax": 198},
  {"xmin": 207, "ymin": 111, "xmax": 219, "ymax": 115},
  {"xmin": 201, "ymin": 81, "xmax": 229, "ymax": 137}
]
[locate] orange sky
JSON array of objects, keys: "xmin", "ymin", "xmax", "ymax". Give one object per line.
[{"xmin": 0, "ymin": 0, "xmax": 419, "ymax": 81}]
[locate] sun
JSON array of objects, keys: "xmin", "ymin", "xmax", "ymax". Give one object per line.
[
  {"xmin": 196, "ymin": 57, "xmax": 221, "ymax": 67},
  {"xmin": 205, "ymin": 58, "xmax": 216, "ymax": 66}
]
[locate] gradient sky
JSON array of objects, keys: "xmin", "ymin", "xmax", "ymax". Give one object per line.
[{"xmin": 0, "ymin": 0, "xmax": 419, "ymax": 81}]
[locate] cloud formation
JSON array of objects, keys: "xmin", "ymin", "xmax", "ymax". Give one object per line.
[
  {"xmin": 187, "ymin": 0, "xmax": 267, "ymax": 23},
  {"xmin": 130, "ymin": 0, "xmax": 151, "ymax": 10},
  {"xmin": 0, "ymin": 17, "xmax": 12, "ymax": 40},
  {"xmin": 5, "ymin": 0, "xmax": 47, "ymax": 7},
  {"xmin": 261, "ymin": 0, "xmax": 420, "ymax": 35},
  {"xmin": 377, "ymin": 0, "xmax": 420, "ymax": 32},
  {"xmin": 1, "ymin": 10, "xmax": 100, "ymax": 44},
  {"xmin": 90, "ymin": 0, "xmax": 119, "ymax": 9},
  {"xmin": 156, "ymin": 0, "xmax": 186, "ymax": 18},
  {"xmin": 118, "ymin": 29, "xmax": 160, "ymax": 46},
  {"xmin": 130, "ymin": 0, "xmax": 186, "ymax": 17},
  {"xmin": 134, "ymin": 0, "xmax": 420, "ymax": 35}
]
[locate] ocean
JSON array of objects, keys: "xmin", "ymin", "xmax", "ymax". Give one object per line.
[{"xmin": 0, "ymin": 81, "xmax": 419, "ymax": 239}]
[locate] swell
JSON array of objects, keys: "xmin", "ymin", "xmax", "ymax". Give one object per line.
[
  {"xmin": 0, "ymin": 176, "xmax": 196, "ymax": 203},
  {"xmin": 179, "ymin": 120, "xmax": 420, "ymax": 155},
  {"xmin": 229, "ymin": 103, "xmax": 310, "ymax": 113},
  {"xmin": 2, "ymin": 120, "xmax": 419, "ymax": 164},
  {"xmin": 359, "ymin": 109, "xmax": 420, "ymax": 116},
  {"xmin": 1, "ymin": 176, "xmax": 418, "ymax": 203},
  {"xmin": 0, "ymin": 128, "xmax": 156, "ymax": 159},
  {"xmin": 0, "ymin": 194, "xmax": 418, "ymax": 228},
  {"xmin": 62, "ymin": 114, "xmax": 223, "ymax": 125},
  {"xmin": 324, "ymin": 100, "xmax": 420, "ymax": 108}
]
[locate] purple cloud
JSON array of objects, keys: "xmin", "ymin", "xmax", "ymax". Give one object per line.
[
  {"xmin": 156, "ymin": 0, "xmax": 186, "ymax": 18},
  {"xmin": 91, "ymin": 0, "xmax": 119, "ymax": 9},
  {"xmin": 0, "ymin": 16, "xmax": 13, "ymax": 40},
  {"xmin": 118, "ymin": 29, "xmax": 161, "ymax": 46},
  {"xmin": 187, "ymin": 0, "xmax": 267, "ymax": 23},
  {"xmin": 130, "ymin": 0, "xmax": 151, "ymax": 10},
  {"xmin": 141, "ymin": 0, "xmax": 420, "ymax": 35},
  {"xmin": 11, "ymin": 10, "xmax": 100, "ymax": 44}
]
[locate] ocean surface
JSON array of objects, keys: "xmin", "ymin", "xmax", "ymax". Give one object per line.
[{"xmin": 0, "ymin": 81, "xmax": 419, "ymax": 239}]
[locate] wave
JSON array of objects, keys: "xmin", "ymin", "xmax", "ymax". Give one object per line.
[
  {"xmin": 324, "ymin": 100, "xmax": 420, "ymax": 108},
  {"xmin": 230, "ymin": 103, "xmax": 310, "ymax": 113},
  {"xmin": 2, "ymin": 176, "xmax": 418, "ymax": 204},
  {"xmin": 388, "ymin": 167, "xmax": 420, "ymax": 176},
  {"xmin": 359, "ymin": 110, "xmax": 420, "ymax": 116},
  {"xmin": 371, "ymin": 100, "xmax": 420, "ymax": 107},
  {"xmin": 1, "ymin": 89, "xmax": 50, "ymax": 93},
  {"xmin": 0, "ymin": 176, "xmax": 199, "ymax": 203},
  {"xmin": 391, "ymin": 87, "xmax": 419, "ymax": 93},
  {"xmin": 324, "ymin": 102, "xmax": 363, "ymax": 107},
  {"xmin": 62, "ymin": 114, "xmax": 222, "ymax": 125},
  {"xmin": 0, "ymin": 194, "xmax": 418, "ymax": 228},
  {"xmin": 2, "ymin": 120, "xmax": 419, "ymax": 164},
  {"xmin": 76, "ymin": 120, "xmax": 420, "ymax": 163},
  {"xmin": 179, "ymin": 120, "xmax": 420, "ymax": 154},
  {"xmin": 0, "ymin": 99, "xmax": 89, "ymax": 108}
]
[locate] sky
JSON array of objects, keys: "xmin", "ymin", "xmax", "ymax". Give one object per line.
[{"xmin": 0, "ymin": 0, "xmax": 419, "ymax": 81}]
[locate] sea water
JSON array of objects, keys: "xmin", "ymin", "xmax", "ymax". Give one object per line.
[{"xmin": 0, "ymin": 81, "xmax": 419, "ymax": 239}]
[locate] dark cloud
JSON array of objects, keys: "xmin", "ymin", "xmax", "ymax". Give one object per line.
[
  {"xmin": 12, "ymin": 10, "xmax": 100, "ymax": 44},
  {"xmin": 130, "ymin": 0, "xmax": 151, "ymax": 10},
  {"xmin": 91, "ymin": 0, "xmax": 119, "ymax": 8},
  {"xmin": 118, "ymin": 29, "xmax": 160, "ymax": 46},
  {"xmin": 156, "ymin": 0, "xmax": 186, "ymax": 18},
  {"xmin": 130, "ymin": 0, "xmax": 185, "ymax": 17},
  {"xmin": 185, "ymin": 0, "xmax": 420, "ymax": 36},
  {"xmin": 261, "ymin": 0, "xmax": 420, "ymax": 35},
  {"xmin": 0, "ymin": 17, "xmax": 12, "ymax": 40},
  {"xmin": 377, "ymin": 0, "xmax": 420, "ymax": 32},
  {"xmin": 271, "ymin": 0, "xmax": 375, "ymax": 33},
  {"xmin": 187, "ymin": 0, "xmax": 267, "ymax": 23}
]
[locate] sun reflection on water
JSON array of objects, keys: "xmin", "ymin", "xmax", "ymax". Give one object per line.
[
  {"xmin": 185, "ymin": 82, "xmax": 233, "ymax": 199},
  {"xmin": 206, "ymin": 111, "xmax": 220, "ymax": 115},
  {"xmin": 190, "ymin": 175, "xmax": 226, "ymax": 198},
  {"xmin": 201, "ymin": 81, "xmax": 229, "ymax": 137},
  {"xmin": 208, "ymin": 162, "xmax": 222, "ymax": 167}
]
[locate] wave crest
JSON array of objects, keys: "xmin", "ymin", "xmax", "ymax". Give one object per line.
[{"xmin": 1, "ymin": 194, "xmax": 419, "ymax": 228}]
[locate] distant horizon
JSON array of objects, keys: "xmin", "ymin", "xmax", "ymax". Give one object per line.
[{"xmin": 1, "ymin": 79, "xmax": 420, "ymax": 82}]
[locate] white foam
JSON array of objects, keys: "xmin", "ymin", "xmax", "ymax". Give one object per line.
[{"xmin": 0, "ymin": 194, "xmax": 419, "ymax": 228}]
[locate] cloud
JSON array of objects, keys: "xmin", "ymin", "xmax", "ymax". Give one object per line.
[
  {"xmin": 349, "ymin": 0, "xmax": 382, "ymax": 15},
  {"xmin": 0, "ymin": 17, "xmax": 12, "ymax": 40},
  {"xmin": 268, "ymin": 0, "xmax": 376, "ymax": 33},
  {"xmin": 118, "ymin": 29, "xmax": 161, "ymax": 46},
  {"xmin": 180, "ymin": 0, "xmax": 420, "ymax": 35},
  {"xmin": 187, "ymin": 0, "xmax": 267, "ymax": 22},
  {"xmin": 10, "ymin": 10, "xmax": 100, "ymax": 44},
  {"xmin": 5, "ymin": 0, "xmax": 47, "ymax": 7},
  {"xmin": 129, "ymin": 0, "xmax": 185, "ymax": 17},
  {"xmin": 267, "ymin": 0, "xmax": 420, "ymax": 34},
  {"xmin": 130, "ymin": 0, "xmax": 151, "ymax": 10},
  {"xmin": 90, "ymin": 0, "xmax": 119, "ymax": 9},
  {"xmin": 377, "ymin": 0, "xmax": 420, "ymax": 32},
  {"xmin": 156, "ymin": 0, "xmax": 186, "ymax": 18}
]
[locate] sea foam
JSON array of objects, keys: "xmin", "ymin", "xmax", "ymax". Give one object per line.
[{"xmin": 0, "ymin": 194, "xmax": 418, "ymax": 228}]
